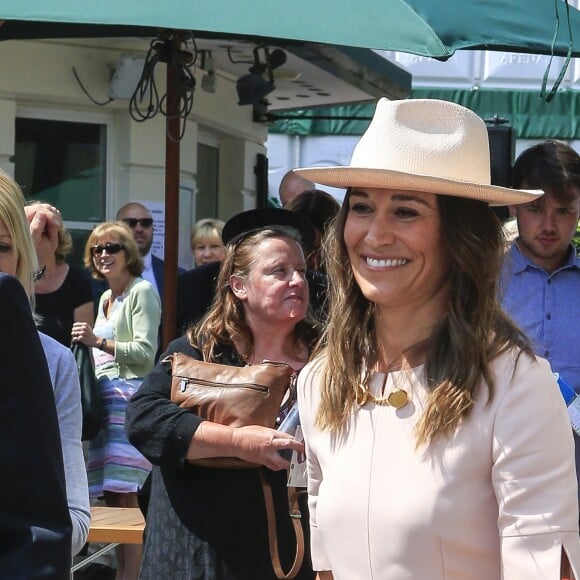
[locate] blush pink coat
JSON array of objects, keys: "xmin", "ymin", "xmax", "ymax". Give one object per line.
[{"xmin": 298, "ymin": 349, "xmax": 580, "ymax": 579}]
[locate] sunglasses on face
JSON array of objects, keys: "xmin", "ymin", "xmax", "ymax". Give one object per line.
[
  {"xmin": 91, "ymin": 242, "xmax": 124, "ymax": 257},
  {"xmin": 121, "ymin": 218, "xmax": 153, "ymax": 228}
]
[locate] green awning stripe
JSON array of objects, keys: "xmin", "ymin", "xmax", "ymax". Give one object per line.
[{"xmin": 269, "ymin": 88, "xmax": 580, "ymax": 139}]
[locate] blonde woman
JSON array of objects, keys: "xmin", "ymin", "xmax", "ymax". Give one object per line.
[
  {"xmin": 0, "ymin": 169, "xmax": 90, "ymax": 556},
  {"xmin": 190, "ymin": 218, "xmax": 225, "ymax": 266},
  {"xmin": 296, "ymin": 99, "xmax": 580, "ymax": 579},
  {"xmin": 73, "ymin": 221, "xmax": 161, "ymax": 579}
]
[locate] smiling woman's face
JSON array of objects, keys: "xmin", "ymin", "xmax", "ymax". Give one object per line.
[
  {"xmin": 91, "ymin": 235, "xmax": 128, "ymax": 280},
  {"xmin": 343, "ymin": 187, "xmax": 450, "ymax": 313},
  {"xmin": 0, "ymin": 219, "xmax": 18, "ymax": 277}
]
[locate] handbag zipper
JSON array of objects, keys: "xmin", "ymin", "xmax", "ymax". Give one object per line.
[{"xmin": 176, "ymin": 376, "xmax": 270, "ymax": 394}]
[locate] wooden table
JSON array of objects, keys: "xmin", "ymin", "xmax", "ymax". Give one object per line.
[
  {"xmin": 88, "ymin": 506, "xmax": 145, "ymax": 544},
  {"xmin": 71, "ymin": 507, "xmax": 145, "ymax": 574}
]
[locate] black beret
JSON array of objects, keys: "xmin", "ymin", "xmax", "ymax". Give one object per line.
[{"xmin": 221, "ymin": 208, "xmax": 315, "ymax": 249}]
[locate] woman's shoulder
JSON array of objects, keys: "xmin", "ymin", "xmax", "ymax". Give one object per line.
[
  {"xmin": 38, "ymin": 332, "xmax": 77, "ymax": 385},
  {"xmin": 492, "ymin": 346, "xmax": 546, "ymax": 377},
  {"xmin": 297, "ymin": 354, "xmax": 325, "ymax": 397},
  {"xmin": 63, "ymin": 264, "xmax": 94, "ymax": 302},
  {"xmin": 127, "ymin": 277, "xmax": 161, "ymax": 303},
  {"xmin": 66, "ymin": 264, "xmax": 92, "ymax": 283},
  {"xmin": 130, "ymin": 277, "xmax": 155, "ymax": 293},
  {"xmin": 490, "ymin": 346, "xmax": 554, "ymax": 399},
  {"xmin": 39, "ymin": 331, "xmax": 74, "ymax": 363},
  {"xmin": 301, "ymin": 353, "xmax": 325, "ymax": 377},
  {"xmin": 160, "ymin": 336, "xmax": 201, "ymax": 360}
]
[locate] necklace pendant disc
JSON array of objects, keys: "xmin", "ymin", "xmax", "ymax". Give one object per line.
[
  {"xmin": 387, "ymin": 389, "xmax": 408, "ymax": 409},
  {"xmin": 357, "ymin": 389, "xmax": 369, "ymax": 406}
]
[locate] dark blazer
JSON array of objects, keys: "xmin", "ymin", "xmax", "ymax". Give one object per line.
[
  {"xmin": 176, "ymin": 262, "xmax": 328, "ymax": 337},
  {"xmin": 151, "ymin": 254, "xmax": 165, "ymax": 302},
  {"xmin": 0, "ymin": 273, "xmax": 72, "ymax": 579}
]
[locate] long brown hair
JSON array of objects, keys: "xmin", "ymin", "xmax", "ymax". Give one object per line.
[
  {"xmin": 188, "ymin": 226, "xmax": 319, "ymax": 362},
  {"xmin": 315, "ymin": 190, "xmax": 533, "ymax": 446}
]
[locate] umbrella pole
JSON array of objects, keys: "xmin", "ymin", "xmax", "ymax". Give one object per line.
[{"xmin": 162, "ymin": 35, "xmax": 181, "ymax": 351}]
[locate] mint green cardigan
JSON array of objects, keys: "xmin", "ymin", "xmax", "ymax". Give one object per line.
[{"xmin": 95, "ymin": 277, "xmax": 161, "ymax": 380}]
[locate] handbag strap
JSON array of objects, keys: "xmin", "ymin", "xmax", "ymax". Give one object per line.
[{"xmin": 259, "ymin": 469, "xmax": 305, "ymax": 580}]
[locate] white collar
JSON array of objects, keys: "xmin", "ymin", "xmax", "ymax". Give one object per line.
[{"xmin": 142, "ymin": 251, "xmax": 153, "ymax": 270}]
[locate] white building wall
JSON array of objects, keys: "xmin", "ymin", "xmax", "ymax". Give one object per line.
[{"xmin": 0, "ymin": 38, "xmax": 267, "ymax": 265}]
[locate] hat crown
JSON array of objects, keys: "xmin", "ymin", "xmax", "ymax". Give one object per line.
[
  {"xmin": 350, "ymin": 98, "xmax": 491, "ymax": 186},
  {"xmin": 294, "ymin": 98, "xmax": 542, "ymax": 206}
]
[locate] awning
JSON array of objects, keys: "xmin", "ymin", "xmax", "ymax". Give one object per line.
[{"xmin": 269, "ymin": 88, "xmax": 580, "ymax": 140}]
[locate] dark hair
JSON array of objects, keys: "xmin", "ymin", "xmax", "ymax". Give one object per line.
[
  {"xmin": 285, "ymin": 189, "xmax": 341, "ymax": 239},
  {"xmin": 512, "ymin": 140, "xmax": 580, "ymax": 204},
  {"xmin": 316, "ymin": 190, "xmax": 533, "ymax": 445}
]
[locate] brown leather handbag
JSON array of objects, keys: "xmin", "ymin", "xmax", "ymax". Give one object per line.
[
  {"xmin": 168, "ymin": 352, "xmax": 293, "ymax": 425},
  {"xmin": 164, "ymin": 352, "xmax": 305, "ymax": 579},
  {"xmin": 167, "ymin": 352, "xmax": 294, "ymax": 468}
]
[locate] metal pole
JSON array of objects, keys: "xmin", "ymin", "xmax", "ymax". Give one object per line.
[{"xmin": 162, "ymin": 35, "xmax": 180, "ymax": 351}]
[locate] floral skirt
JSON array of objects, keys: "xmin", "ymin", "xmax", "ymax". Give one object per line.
[{"xmin": 87, "ymin": 376, "xmax": 151, "ymax": 497}]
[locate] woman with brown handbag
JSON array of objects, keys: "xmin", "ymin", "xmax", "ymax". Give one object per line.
[{"xmin": 126, "ymin": 209, "xmax": 319, "ymax": 580}]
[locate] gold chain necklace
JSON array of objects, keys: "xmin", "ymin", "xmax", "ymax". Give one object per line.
[
  {"xmin": 358, "ymin": 368, "xmax": 410, "ymax": 409},
  {"xmin": 358, "ymin": 388, "xmax": 409, "ymax": 408}
]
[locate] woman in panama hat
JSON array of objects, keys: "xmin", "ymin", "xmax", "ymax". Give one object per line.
[{"xmin": 296, "ymin": 98, "xmax": 580, "ymax": 579}]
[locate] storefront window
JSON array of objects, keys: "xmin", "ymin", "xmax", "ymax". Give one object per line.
[
  {"xmin": 14, "ymin": 117, "xmax": 107, "ymax": 267},
  {"xmin": 14, "ymin": 117, "xmax": 106, "ymax": 222}
]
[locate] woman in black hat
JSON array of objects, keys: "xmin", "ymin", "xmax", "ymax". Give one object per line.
[{"xmin": 126, "ymin": 210, "xmax": 318, "ymax": 579}]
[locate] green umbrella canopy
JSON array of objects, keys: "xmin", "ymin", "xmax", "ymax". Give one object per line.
[
  {"xmin": 0, "ymin": 0, "xmax": 579, "ymax": 58},
  {"xmin": 2, "ymin": 0, "xmax": 578, "ymax": 348}
]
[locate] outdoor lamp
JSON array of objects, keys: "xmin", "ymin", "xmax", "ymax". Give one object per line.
[
  {"xmin": 200, "ymin": 50, "xmax": 216, "ymax": 93},
  {"xmin": 236, "ymin": 46, "xmax": 287, "ymax": 106}
]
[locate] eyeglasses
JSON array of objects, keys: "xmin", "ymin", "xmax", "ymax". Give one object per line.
[
  {"xmin": 121, "ymin": 218, "xmax": 153, "ymax": 228},
  {"xmin": 91, "ymin": 242, "xmax": 124, "ymax": 257}
]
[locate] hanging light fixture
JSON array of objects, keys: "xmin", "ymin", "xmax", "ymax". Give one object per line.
[
  {"xmin": 236, "ymin": 46, "xmax": 287, "ymax": 106},
  {"xmin": 200, "ymin": 50, "xmax": 216, "ymax": 93}
]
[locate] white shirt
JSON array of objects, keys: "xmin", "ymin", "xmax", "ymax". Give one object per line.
[{"xmin": 141, "ymin": 251, "xmax": 159, "ymax": 296}]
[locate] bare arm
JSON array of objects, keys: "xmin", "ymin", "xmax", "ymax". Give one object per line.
[
  {"xmin": 187, "ymin": 421, "xmax": 304, "ymax": 471},
  {"xmin": 316, "ymin": 572, "xmax": 334, "ymax": 580}
]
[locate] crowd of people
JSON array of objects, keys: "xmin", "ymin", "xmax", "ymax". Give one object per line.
[{"xmin": 1, "ymin": 97, "xmax": 580, "ymax": 580}]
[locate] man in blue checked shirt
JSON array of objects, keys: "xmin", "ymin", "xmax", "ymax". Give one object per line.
[{"xmin": 500, "ymin": 139, "xmax": 580, "ymax": 496}]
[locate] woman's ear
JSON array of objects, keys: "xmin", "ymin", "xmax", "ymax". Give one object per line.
[{"xmin": 229, "ymin": 275, "xmax": 247, "ymax": 300}]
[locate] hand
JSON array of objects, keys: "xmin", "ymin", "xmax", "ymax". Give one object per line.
[
  {"xmin": 231, "ymin": 425, "xmax": 304, "ymax": 471},
  {"xmin": 71, "ymin": 322, "xmax": 98, "ymax": 347},
  {"xmin": 24, "ymin": 204, "xmax": 61, "ymax": 259}
]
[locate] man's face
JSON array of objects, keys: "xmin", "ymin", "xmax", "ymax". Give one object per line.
[
  {"xmin": 512, "ymin": 187, "xmax": 580, "ymax": 273},
  {"xmin": 117, "ymin": 204, "xmax": 154, "ymax": 256}
]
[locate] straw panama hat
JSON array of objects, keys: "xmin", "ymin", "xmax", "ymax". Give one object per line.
[{"xmin": 295, "ymin": 98, "xmax": 543, "ymax": 206}]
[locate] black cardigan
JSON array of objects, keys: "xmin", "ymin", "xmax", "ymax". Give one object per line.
[{"xmin": 126, "ymin": 337, "xmax": 313, "ymax": 580}]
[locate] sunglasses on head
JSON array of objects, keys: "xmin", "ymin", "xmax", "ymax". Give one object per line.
[
  {"xmin": 121, "ymin": 218, "xmax": 153, "ymax": 228},
  {"xmin": 91, "ymin": 242, "xmax": 124, "ymax": 257}
]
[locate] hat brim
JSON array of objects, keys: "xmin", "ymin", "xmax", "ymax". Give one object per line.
[
  {"xmin": 222, "ymin": 208, "xmax": 315, "ymax": 248},
  {"xmin": 295, "ymin": 167, "xmax": 543, "ymax": 206}
]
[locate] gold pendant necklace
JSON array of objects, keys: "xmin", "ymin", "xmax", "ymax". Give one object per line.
[
  {"xmin": 358, "ymin": 367, "xmax": 410, "ymax": 409},
  {"xmin": 359, "ymin": 388, "xmax": 409, "ymax": 408}
]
